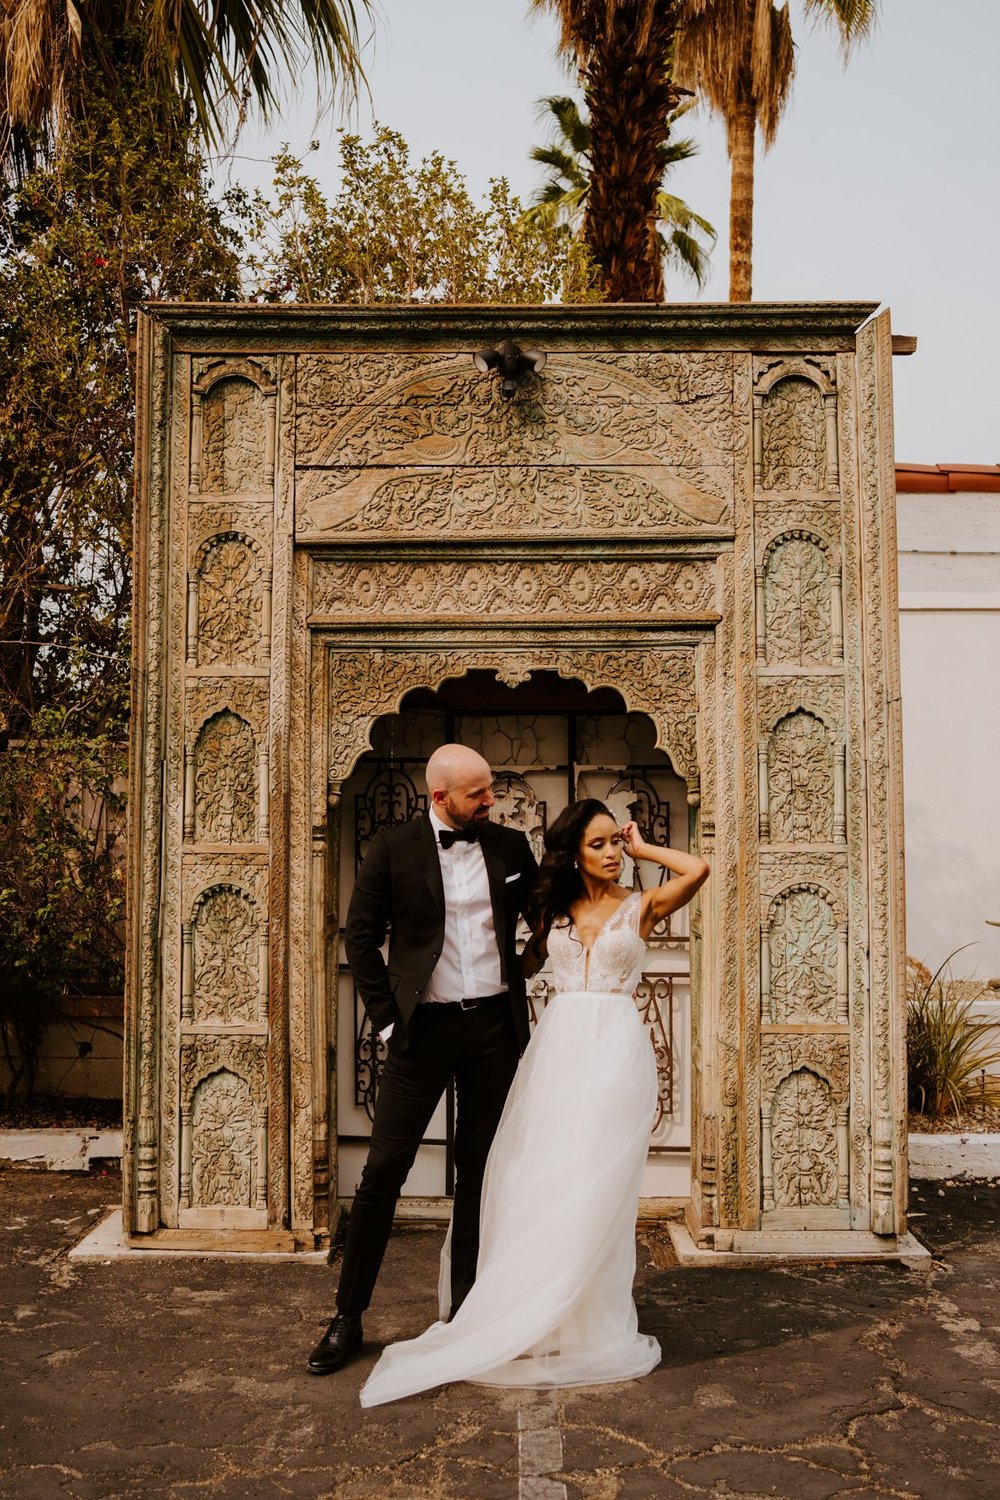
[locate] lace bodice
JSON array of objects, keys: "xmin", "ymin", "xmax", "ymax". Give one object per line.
[{"xmin": 546, "ymin": 892, "xmax": 646, "ymax": 995}]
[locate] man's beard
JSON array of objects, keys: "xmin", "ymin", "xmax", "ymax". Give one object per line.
[{"xmin": 445, "ymin": 797, "xmax": 491, "ymax": 829}]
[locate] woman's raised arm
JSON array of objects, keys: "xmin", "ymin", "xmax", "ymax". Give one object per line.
[{"xmin": 618, "ymin": 822, "xmax": 710, "ymax": 941}]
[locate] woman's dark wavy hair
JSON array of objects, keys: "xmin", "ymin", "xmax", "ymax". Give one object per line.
[{"xmin": 527, "ymin": 798, "xmax": 614, "ymax": 947}]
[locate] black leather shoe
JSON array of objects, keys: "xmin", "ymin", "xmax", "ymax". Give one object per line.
[{"xmin": 307, "ymin": 1312, "xmax": 363, "ymax": 1375}]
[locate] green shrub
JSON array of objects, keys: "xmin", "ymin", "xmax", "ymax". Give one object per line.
[
  {"xmin": 0, "ymin": 712, "xmax": 125, "ymax": 1101},
  {"xmin": 906, "ymin": 952, "xmax": 1000, "ymax": 1119}
]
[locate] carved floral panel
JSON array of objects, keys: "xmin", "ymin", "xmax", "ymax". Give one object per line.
[
  {"xmin": 190, "ymin": 1068, "xmax": 253, "ymax": 1207},
  {"xmin": 295, "ymin": 351, "xmax": 736, "ymax": 472},
  {"xmin": 770, "ymin": 1068, "xmax": 838, "ymax": 1208},
  {"xmin": 201, "ymin": 378, "xmax": 268, "ymax": 493},
  {"xmin": 297, "ymin": 464, "xmax": 730, "ymax": 539},
  {"xmin": 768, "ymin": 711, "xmax": 834, "ymax": 843},
  {"xmin": 761, "ymin": 378, "xmax": 826, "ymax": 490},
  {"xmin": 764, "ymin": 538, "xmax": 831, "ymax": 665},
  {"xmin": 310, "ymin": 559, "xmax": 716, "ymax": 620},
  {"xmin": 194, "ymin": 711, "xmax": 257, "ymax": 843},
  {"xmin": 198, "ymin": 536, "xmax": 262, "ymax": 666},
  {"xmin": 768, "ymin": 888, "xmax": 838, "ymax": 1023},
  {"xmin": 193, "ymin": 886, "xmax": 262, "ymax": 1024}
]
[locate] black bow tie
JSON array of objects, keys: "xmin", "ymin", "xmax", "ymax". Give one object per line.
[{"xmin": 438, "ymin": 826, "xmax": 479, "ymax": 849}]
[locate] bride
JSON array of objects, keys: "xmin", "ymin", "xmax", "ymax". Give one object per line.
[{"xmin": 359, "ymin": 798, "xmax": 710, "ymax": 1408}]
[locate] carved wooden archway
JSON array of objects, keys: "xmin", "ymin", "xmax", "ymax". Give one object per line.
[{"xmin": 127, "ymin": 303, "xmax": 910, "ymax": 1262}]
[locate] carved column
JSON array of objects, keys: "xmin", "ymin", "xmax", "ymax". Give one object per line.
[
  {"xmin": 757, "ymin": 741, "xmax": 770, "ymax": 840},
  {"xmin": 181, "ymin": 923, "xmax": 194, "ymax": 1023},
  {"xmin": 183, "ymin": 748, "xmax": 195, "ymax": 841},
  {"xmin": 186, "ymin": 572, "xmax": 199, "ymax": 666}
]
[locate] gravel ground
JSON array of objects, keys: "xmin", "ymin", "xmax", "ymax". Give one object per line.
[{"xmin": 4, "ymin": 1169, "xmax": 1000, "ymax": 1498}]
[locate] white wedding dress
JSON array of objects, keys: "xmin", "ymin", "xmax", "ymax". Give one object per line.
[{"xmin": 359, "ymin": 891, "xmax": 661, "ymax": 1408}]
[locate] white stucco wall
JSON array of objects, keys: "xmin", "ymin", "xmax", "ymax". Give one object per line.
[{"xmin": 897, "ymin": 492, "xmax": 1000, "ymax": 981}]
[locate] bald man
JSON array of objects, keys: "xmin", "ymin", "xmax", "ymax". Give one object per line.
[{"xmin": 308, "ymin": 744, "xmax": 538, "ymax": 1375}]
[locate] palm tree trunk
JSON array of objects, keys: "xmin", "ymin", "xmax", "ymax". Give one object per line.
[
  {"xmin": 727, "ymin": 99, "xmax": 756, "ymax": 302},
  {"xmin": 583, "ymin": 1, "xmax": 681, "ymax": 301}
]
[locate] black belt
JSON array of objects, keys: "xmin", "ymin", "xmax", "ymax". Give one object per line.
[{"xmin": 457, "ymin": 991, "xmax": 509, "ymax": 1011}]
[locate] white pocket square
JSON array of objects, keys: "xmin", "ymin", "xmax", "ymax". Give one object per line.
[{"xmin": 505, "ymin": 872, "xmax": 521, "ymax": 883}]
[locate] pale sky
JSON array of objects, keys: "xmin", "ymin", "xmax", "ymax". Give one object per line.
[{"xmin": 224, "ymin": 0, "xmax": 1000, "ymax": 464}]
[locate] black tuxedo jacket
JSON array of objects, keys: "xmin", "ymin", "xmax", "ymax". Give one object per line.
[{"xmin": 344, "ymin": 815, "xmax": 539, "ymax": 1053}]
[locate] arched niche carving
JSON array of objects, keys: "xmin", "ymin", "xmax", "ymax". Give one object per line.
[
  {"xmin": 753, "ymin": 359, "xmax": 839, "ymax": 492},
  {"xmin": 181, "ymin": 883, "xmax": 267, "ymax": 1027},
  {"xmin": 325, "ymin": 646, "xmax": 700, "ymax": 808},
  {"xmin": 759, "ymin": 709, "xmax": 840, "ymax": 844},
  {"xmin": 179, "ymin": 1066, "xmax": 267, "ymax": 1212},
  {"xmin": 763, "ymin": 1067, "xmax": 844, "ymax": 1212},
  {"xmin": 756, "ymin": 529, "xmax": 843, "ymax": 665},
  {"xmin": 190, "ymin": 359, "xmax": 276, "ymax": 494},
  {"xmin": 186, "ymin": 532, "xmax": 271, "ymax": 668},
  {"xmin": 761, "ymin": 882, "xmax": 847, "ymax": 1026},
  {"xmin": 186, "ymin": 710, "xmax": 259, "ymax": 845}
]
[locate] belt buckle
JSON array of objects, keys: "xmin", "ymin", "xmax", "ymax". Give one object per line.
[{"xmin": 459, "ymin": 996, "xmax": 478, "ymax": 1011}]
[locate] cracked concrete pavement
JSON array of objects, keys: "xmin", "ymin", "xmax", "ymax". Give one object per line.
[{"xmin": 2, "ymin": 1169, "xmax": 1000, "ymax": 1498}]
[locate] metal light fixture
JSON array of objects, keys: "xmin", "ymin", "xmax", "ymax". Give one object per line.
[{"xmin": 472, "ymin": 339, "xmax": 547, "ymax": 399}]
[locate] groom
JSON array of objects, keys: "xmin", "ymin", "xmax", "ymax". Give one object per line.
[{"xmin": 308, "ymin": 743, "xmax": 539, "ymax": 1375}]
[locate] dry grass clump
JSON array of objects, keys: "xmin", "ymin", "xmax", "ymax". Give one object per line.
[{"xmin": 907, "ymin": 953, "xmax": 1000, "ymax": 1122}]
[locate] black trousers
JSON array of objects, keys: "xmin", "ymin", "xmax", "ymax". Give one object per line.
[{"xmin": 335, "ymin": 995, "xmax": 520, "ymax": 1318}]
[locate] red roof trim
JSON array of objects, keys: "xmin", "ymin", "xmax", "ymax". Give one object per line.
[{"xmin": 895, "ymin": 464, "xmax": 1000, "ymax": 493}]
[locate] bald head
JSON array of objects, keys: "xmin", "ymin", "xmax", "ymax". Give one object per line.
[{"xmin": 426, "ymin": 744, "xmax": 495, "ymax": 830}]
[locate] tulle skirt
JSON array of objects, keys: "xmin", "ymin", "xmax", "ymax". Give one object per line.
[{"xmin": 359, "ymin": 988, "xmax": 660, "ymax": 1408}]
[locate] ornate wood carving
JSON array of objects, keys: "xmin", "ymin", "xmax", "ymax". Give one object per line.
[
  {"xmin": 189, "ymin": 884, "xmax": 265, "ymax": 1026},
  {"xmin": 295, "ymin": 350, "xmax": 737, "ymax": 471},
  {"xmin": 766, "ymin": 710, "xmax": 834, "ymax": 844},
  {"xmin": 764, "ymin": 885, "xmax": 839, "ymax": 1024},
  {"xmin": 310, "ymin": 558, "xmax": 717, "ymax": 621},
  {"xmin": 325, "ymin": 644, "xmax": 699, "ymax": 796},
  {"xmin": 759, "ymin": 1035, "xmax": 850, "ymax": 1215},
  {"xmin": 127, "ymin": 302, "xmax": 904, "ymax": 1258},
  {"xmin": 177, "ymin": 1038, "xmax": 268, "ymax": 1212},
  {"xmin": 761, "ymin": 534, "xmax": 833, "ymax": 665},
  {"xmin": 754, "ymin": 359, "xmax": 838, "ymax": 492},
  {"xmin": 191, "ymin": 358, "xmax": 276, "ymax": 495},
  {"xmin": 191, "ymin": 711, "xmax": 257, "ymax": 844},
  {"xmin": 297, "ymin": 464, "xmax": 730, "ymax": 540},
  {"xmin": 768, "ymin": 1068, "xmax": 839, "ymax": 1209},
  {"xmin": 190, "ymin": 534, "xmax": 270, "ymax": 668},
  {"xmin": 188, "ymin": 1068, "xmax": 254, "ymax": 1207}
]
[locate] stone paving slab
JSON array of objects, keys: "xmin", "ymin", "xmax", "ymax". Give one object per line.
[{"xmin": 2, "ymin": 1171, "xmax": 1000, "ymax": 1499}]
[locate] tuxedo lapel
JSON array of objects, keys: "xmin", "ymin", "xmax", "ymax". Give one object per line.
[{"xmin": 414, "ymin": 815, "xmax": 445, "ymax": 911}]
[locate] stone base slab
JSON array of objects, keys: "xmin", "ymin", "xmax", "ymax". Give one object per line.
[
  {"xmin": 69, "ymin": 1209, "xmax": 328, "ymax": 1263},
  {"xmin": 908, "ymin": 1131, "xmax": 1000, "ymax": 1181},
  {"xmin": 0, "ymin": 1128, "xmax": 122, "ymax": 1172},
  {"xmin": 668, "ymin": 1221, "xmax": 931, "ymax": 1270}
]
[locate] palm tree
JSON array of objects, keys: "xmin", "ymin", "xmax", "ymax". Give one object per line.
[
  {"xmin": 0, "ymin": 0, "xmax": 371, "ymax": 176},
  {"xmin": 674, "ymin": 0, "xmax": 877, "ymax": 301},
  {"xmin": 527, "ymin": 93, "xmax": 716, "ymax": 292},
  {"xmin": 532, "ymin": 1, "xmax": 685, "ymax": 301}
]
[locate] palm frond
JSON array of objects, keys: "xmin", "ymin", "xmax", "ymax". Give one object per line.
[
  {"xmin": 655, "ymin": 191, "xmax": 717, "ymax": 241},
  {"xmin": 529, "ymin": 145, "xmax": 586, "ymax": 185},
  {"xmin": 527, "ymin": 85, "xmax": 716, "ymax": 288},
  {"xmin": 802, "ymin": 0, "xmax": 879, "ymax": 58},
  {"xmin": 0, "ymin": 0, "xmax": 370, "ymax": 174}
]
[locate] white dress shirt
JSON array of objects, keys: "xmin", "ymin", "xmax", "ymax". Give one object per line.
[{"xmin": 422, "ymin": 808, "xmax": 503, "ymax": 1004}]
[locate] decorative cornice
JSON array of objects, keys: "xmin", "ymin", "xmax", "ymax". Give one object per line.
[{"xmin": 140, "ymin": 301, "xmax": 882, "ymax": 352}]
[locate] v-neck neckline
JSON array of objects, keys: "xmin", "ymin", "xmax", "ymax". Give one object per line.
[{"xmin": 570, "ymin": 891, "xmax": 639, "ymax": 955}]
